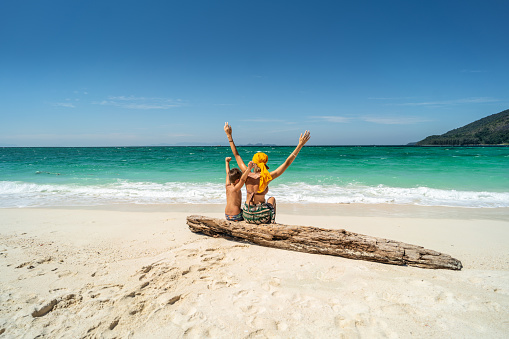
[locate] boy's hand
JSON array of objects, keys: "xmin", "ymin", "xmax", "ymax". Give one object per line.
[
  {"xmin": 225, "ymin": 157, "xmax": 232, "ymax": 162},
  {"xmin": 299, "ymin": 130, "xmax": 311, "ymax": 146},
  {"xmin": 247, "ymin": 161, "xmax": 254, "ymax": 169},
  {"xmin": 224, "ymin": 122, "xmax": 232, "ymax": 136}
]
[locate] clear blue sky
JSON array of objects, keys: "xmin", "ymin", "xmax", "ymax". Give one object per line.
[{"xmin": 1, "ymin": 0, "xmax": 508, "ymax": 146}]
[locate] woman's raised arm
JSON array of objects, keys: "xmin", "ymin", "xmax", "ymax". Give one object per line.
[
  {"xmin": 270, "ymin": 130, "xmax": 310, "ymax": 180},
  {"xmin": 224, "ymin": 122, "xmax": 247, "ymax": 172}
]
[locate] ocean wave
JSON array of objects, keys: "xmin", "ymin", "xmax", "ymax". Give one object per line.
[
  {"xmin": 272, "ymin": 183, "xmax": 509, "ymax": 208},
  {"xmin": 1, "ymin": 180, "xmax": 508, "ymax": 208}
]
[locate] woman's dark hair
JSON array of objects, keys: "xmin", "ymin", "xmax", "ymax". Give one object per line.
[{"xmin": 253, "ymin": 163, "xmax": 268, "ymax": 173}]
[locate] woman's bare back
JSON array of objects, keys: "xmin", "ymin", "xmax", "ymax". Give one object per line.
[{"xmin": 245, "ymin": 173, "xmax": 268, "ymax": 204}]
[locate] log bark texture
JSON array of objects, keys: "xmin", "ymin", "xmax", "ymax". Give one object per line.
[{"xmin": 187, "ymin": 215, "xmax": 462, "ymax": 270}]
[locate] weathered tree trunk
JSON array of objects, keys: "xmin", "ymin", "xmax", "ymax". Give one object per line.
[{"xmin": 186, "ymin": 215, "xmax": 462, "ymax": 270}]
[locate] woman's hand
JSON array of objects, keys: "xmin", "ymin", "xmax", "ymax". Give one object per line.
[
  {"xmin": 225, "ymin": 122, "xmax": 247, "ymax": 172},
  {"xmin": 299, "ymin": 130, "xmax": 311, "ymax": 146},
  {"xmin": 224, "ymin": 122, "xmax": 232, "ymax": 137},
  {"xmin": 225, "ymin": 157, "xmax": 232, "ymax": 163}
]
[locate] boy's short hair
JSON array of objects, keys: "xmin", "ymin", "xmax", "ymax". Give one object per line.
[{"xmin": 229, "ymin": 168, "xmax": 242, "ymax": 183}]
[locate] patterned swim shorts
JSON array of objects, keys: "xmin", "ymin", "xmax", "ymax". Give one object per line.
[
  {"xmin": 225, "ymin": 212, "xmax": 244, "ymax": 221},
  {"xmin": 242, "ymin": 202, "xmax": 275, "ymax": 224}
]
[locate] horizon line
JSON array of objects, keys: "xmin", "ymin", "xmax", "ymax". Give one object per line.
[{"xmin": 2, "ymin": 144, "xmax": 508, "ymax": 148}]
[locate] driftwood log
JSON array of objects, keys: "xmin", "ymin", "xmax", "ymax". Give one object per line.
[{"xmin": 187, "ymin": 215, "xmax": 462, "ymax": 270}]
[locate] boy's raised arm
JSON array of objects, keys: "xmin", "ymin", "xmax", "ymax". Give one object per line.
[
  {"xmin": 224, "ymin": 122, "xmax": 247, "ymax": 172},
  {"xmin": 233, "ymin": 161, "xmax": 254, "ymax": 191},
  {"xmin": 270, "ymin": 130, "xmax": 310, "ymax": 180},
  {"xmin": 225, "ymin": 157, "xmax": 231, "ymax": 185}
]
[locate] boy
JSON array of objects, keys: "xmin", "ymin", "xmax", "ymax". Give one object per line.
[{"xmin": 225, "ymin": 157, "xmax": 254, "ymax": 221}]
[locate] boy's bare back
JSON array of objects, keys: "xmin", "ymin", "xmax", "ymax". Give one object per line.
[
  {"xmin": 225, "ymin": 158, "xmax": 254, "ymax": 216},
  {"xmin": 225, "ymin": 183, "xmax": 243, "ymax": 215}
]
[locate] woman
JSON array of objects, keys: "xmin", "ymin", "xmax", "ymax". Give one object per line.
[{"xmin": 224, "ymin": 122, "xmax": 311, "ymax": 224}]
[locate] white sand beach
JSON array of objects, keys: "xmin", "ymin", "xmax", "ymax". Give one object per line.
[{"xmin": 1, "ymin": 204, "xmax": 508, "ymax": 338}]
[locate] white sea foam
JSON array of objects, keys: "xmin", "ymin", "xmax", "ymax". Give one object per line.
[
  {"xmin": 271, "ymin": 183, "xmax": 509, "ymax": 208},
  {"xmin": 1, "ymin": 180, "xmax": 508, "ymax": 208}
]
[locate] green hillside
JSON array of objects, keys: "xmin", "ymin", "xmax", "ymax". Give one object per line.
[{"xmin": 417, "ymin": 109, "xmax": 509, "ymax": 146}]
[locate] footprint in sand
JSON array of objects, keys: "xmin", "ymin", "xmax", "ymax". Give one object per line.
[
  {"xmin": 329, "ymin": 298, "xmax": 343, "ymax": 313},
  {"xmin": 57, "ymin": 270, "xmax": 75, "ymax": 278},
  {"xmin": 15, "ymin": 261, "xmax": 32, "ymax": 269},
  {"xmin": 108, "ymin": 317, "xmax": 120, "ymax": 330},
  {"xmin": 207, "ymin": 280, "xmax": 228, "ymax": 290},
  {"xmin": 434, "ymin": 290, "xmax": 458, "ymax": 305},
  {"xmin": 235, "ymin": 289, "xmax": 249, "ymax": 298},
  {"xmin": 91, "ymin": 265, "xmax": 110, "ymax": 278},
  {"xmin": 32, "ymin": 299, "xmax": 58, "ymax": 317},
  {"xmin": 200, "ymin": 251, "xmax": 226, "ymax": 266},
  {"xmin": 333, "ymin": 310, "xmax": 397, "ymax": 338},
  {"xmin": 182, "ymin": 324, "xmax": 223, "ymax": 339},
  {"xmin": 240, "ymin": 305, "xmax": 266, "ymax": 316},
  {"xmin": 167, "ymin": 295, "xmax": 182, "ymax": 305},
  {"xmin": 170, "ymin": 307, "xmax": 208, "ymax": 332},
  {"xmin": 31, "ymin": 294, "xmax": 82, "ymax": 318},
  {"xmin": 86, "ymin": 284, "xmax": 123, "ymax": 302},
  {"xmin": 276, "ymin": 320, "xmax": 289, "ymax": 331},
  {"xmin": 178, "ymin": 248, "xmax": 200, "ymax": 258},
  {"xmin": 55, "ymin": 294, "xmax": 82, "ymax": 309},
  {"xmin": 333, "ymin": 313, "xmax": 367, "ymax": 336},
  {"xmin": 261, "ymin": 277, "xmax": 281, "ymax": 294},
  {"xmin": 128, "ymin": 301, "xmax": 146, "ymax": 315},
  {"xmin": 153, "ymin": 293, "xmax": 177, "ymax": 308},
  {"xmin": 247, "ymin": 315, "xmax": 278, "ymax": 331},
  {"xmin": 291, "ymin": 293, "xmax": 321, "ymax": 308}
]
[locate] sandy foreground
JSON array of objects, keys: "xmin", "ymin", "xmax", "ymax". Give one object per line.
[{"xmin": 0, "ymin": 204, "xmax": 508, "ymax": 338}]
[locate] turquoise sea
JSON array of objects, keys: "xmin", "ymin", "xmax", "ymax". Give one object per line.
[{"xmin": 1, "ymin": 146, "xmax": 508, "ymax": 208}]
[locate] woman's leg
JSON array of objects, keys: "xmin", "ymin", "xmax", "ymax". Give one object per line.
[{"xmin": 267, "ymin": 197, "xmax": 276, "ymax": 220}]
